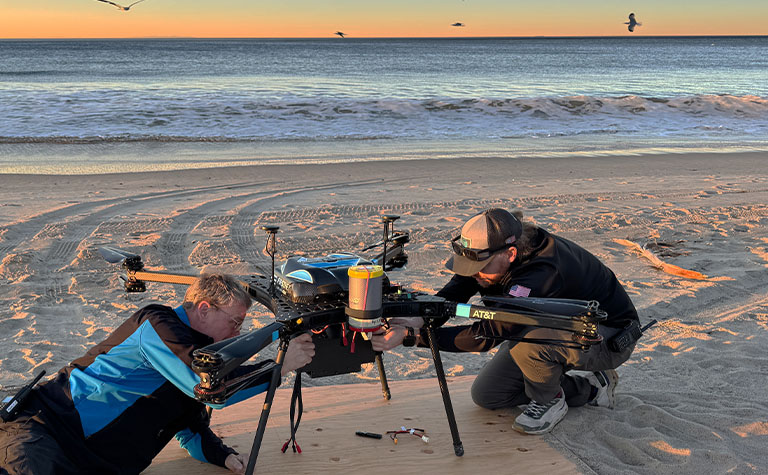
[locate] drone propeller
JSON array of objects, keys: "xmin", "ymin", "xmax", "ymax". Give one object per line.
[
  {"xmin": 361, "ymin": 231, "xmax": 410, "ymax": 252},
  {"xmin": 98, "ymin": 246, "xmax": 140, "ymax": 264}
]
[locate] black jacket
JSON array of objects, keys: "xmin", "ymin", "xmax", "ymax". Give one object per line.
[{"xmin": 429, "ymin": 228, "xmax": 639, "ymax": 352}]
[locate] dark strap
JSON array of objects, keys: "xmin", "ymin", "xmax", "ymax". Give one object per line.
[{"xmin": 281, "ymin": 372, "xmax": 303, "ymax": 454}]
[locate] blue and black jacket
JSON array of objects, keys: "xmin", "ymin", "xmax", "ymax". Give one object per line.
[{"xmin": 30, "ymin": 304, "xmax": 273, "ymax": 473}]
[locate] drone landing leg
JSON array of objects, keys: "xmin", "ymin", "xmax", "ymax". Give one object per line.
[
  {"xmin": 425, "ymin": 326, "xmax": 464, "ymax": 456},
  {"xmin": 374, "ymin": 352, "xmax": 391, "ymax": 400},
  {"xmin": 245, "ymin": 342, "xmax": 287, "ymax": 475}
]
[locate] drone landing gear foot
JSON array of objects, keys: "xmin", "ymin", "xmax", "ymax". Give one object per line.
[{"xmin": 454, "ymin": 442, "xmax": 465, "ymax": 456}]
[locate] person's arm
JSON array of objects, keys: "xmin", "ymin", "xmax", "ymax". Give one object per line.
[
  {"xmin": 140, "ymin": 321, "xmax": 315, "ymax": 408},
  {"xmin": 414, "ymin": 319, "xmax": 519, "ymax": 352},
  {"xmin": 436, "ymin": 274, "xmax": 480, "ymax": 304},
  {"xmin": 373, "ymin": 275, "xmax": 480, "ymax": 351},
  {"xmin": 175, "ymin": 408, "xmax": 236, "ymax": 469},
  {"xmin": 428, "ymin": 274, "xmax": 481, "ymax": 327},
  {"xmin": 374, "ymin": 319, "xmax": 515, "ymax": 353},
  {"xmin": 138, "ymin": 319, "xmax": 272, "ymax": 409}
]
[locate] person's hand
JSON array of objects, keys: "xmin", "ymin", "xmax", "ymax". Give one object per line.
[
  {"xmin": 225, "ymin": 453, "xmax": 247, "ymax": 474},
  {"xmin": 281, "ymin": 332, "xmax": 315, "ymax": 376},
  {"xmin": 371, "ymin": 325, "xmax": 408, "ymax": 352},
  {"xmin": 388, "ymin": 317, "xmax": 424, "ymax": 328}
]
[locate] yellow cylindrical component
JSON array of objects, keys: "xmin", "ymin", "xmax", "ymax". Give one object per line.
[
  {"xmin": 347, "ymin": 265, "xmax": 384, "ymax": 280},
  {"xmin": 346, "ymin": 264, "xmax": 384, "ymax": 332}
]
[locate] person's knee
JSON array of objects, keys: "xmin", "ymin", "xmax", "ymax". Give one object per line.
[
  {"xmin": 471, "ymin": 377, "xmax": 524, "ymax": 409},
  {"xmin": 471, "ymin": 383, "xmax": 500, "ymax": 409}
]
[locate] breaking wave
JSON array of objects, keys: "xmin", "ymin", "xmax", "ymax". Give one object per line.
[{"xmin": 1, "ymin": 94, "xmax": 766, "ymax": 143}]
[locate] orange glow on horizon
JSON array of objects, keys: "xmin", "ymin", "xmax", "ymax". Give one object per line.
[{"xmin": 1, "ymin": 3, "xmax": 766, "ymax": 39}]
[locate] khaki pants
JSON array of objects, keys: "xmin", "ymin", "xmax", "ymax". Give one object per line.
[{"xmin": 471, "ymin": 325, "xmax": 634, "ymax": 408}]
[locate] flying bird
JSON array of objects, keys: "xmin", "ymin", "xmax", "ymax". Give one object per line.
[
  {"xmin": 624, "ymin": 13, "xmax": 642, "ymax": 32},
  {"xmin": 451, "ymin": 22, "xmax": 465, "ymax": 27},
  {"xmin": 334, "ymin": 31, "xmax": 346, "ymax": 38},
  {"xmin": 95, "ymin": 0, "xmax": 146, "ymax": 11}
]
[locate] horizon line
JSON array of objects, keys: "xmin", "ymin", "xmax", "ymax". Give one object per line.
[{"xmin": 2, "ymin": 34, "xmax": 767, "ymax": 41}]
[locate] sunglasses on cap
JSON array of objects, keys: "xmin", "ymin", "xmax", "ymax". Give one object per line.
[{"xmin": 450, "ymin": 235, "xmax": 514, "ymax": 261}]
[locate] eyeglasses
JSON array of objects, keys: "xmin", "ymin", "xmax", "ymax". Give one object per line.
[
  {"xmin": 212, "ymin": 305, "xmax": 246, "ymax": 331},
  {"xmin": 450, "ymin": 235, "xmax": 513, "ymax": 261}
]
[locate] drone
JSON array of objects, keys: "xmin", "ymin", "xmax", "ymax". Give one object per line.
[{"xmin": 100, "ymin": 215, "xmax": 607, "ymax": 475}]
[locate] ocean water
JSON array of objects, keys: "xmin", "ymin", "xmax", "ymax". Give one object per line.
[{"xmin": 0, "ymin": 37, "xmax": 766, "ymax": 173}]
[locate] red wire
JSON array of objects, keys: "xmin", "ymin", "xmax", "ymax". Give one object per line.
[{"xmin": 361, "ymin": 266, "xmax": 371, "ymax": 311}]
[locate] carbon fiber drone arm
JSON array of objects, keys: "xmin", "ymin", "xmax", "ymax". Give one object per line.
[
  {"xmin": 191, "ymin": 321, "xmax": 284, "ymax": 404},
  {"xmin": 380, "ymin": 292, "xmax": 605, "ymax": 348},
  {"xmin": 382, "ymin": 292, "xmax": 603, "ymax": 332},
  {"xmin": 439, "ymin": 296, "xmax": 605, "ymax": 349},
  {"xmin": 456, "ymin": 296, "xmax": 605, "ymax": 333}
]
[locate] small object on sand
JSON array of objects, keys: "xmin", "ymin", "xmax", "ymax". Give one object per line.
[
  {"xmin": 386, "ymin": 426, "xmax": 429, "ymax": 444},
  {"xmin": 613, "ymin": 239, "xmax": 707, "ymax": 280},
  {"xmin": 355, "ymin": 431, "xmax": 383, "ymax": 439}
]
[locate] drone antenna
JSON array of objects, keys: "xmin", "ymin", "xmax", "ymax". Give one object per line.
[
  {"xmin": 261, "ymin": 225, "xmax": 280, "ymax": 295},
  {"xmin": 381, "ymin": 215, "xmax": 399, "ymax": 270}
]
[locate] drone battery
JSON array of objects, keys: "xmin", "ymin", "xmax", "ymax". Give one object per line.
[
  {"xmin": 346, "ymin": 265, "xmax": 384, "ymax": 332},
  {"xmin": 298, "ymin": 333, "xmax": 377, "ymax": 378}
]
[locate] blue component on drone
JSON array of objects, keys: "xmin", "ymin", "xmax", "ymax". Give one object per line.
[
  {"xmin": 285, "ymin": 270, "xmax": 314, "ymax": 283},
  {"xmin": 298, "ymin": 254, "xmax": 363, "ymax": 269},
  {"xmin": 274, "ymin": 254, "xmax": 379, "ymax": 303}
]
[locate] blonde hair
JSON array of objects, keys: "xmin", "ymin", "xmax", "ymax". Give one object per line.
[{"xmin": 183, "ymin": 273, "xmax": 251, "ymax": 310}]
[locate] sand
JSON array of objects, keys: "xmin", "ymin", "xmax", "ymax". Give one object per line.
[{"xmin": 1, "ymin": 150, "xmax": 767, "ymax": 473}]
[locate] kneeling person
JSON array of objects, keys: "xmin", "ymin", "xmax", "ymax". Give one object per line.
[{"xmin": 373, "ymin": 208, "xmax": 638, "ymax": 435}]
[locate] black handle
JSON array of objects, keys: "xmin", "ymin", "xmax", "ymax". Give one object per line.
[{"xmin": 355, "ymin": 431, "xmax": 383, "ymax": 439}]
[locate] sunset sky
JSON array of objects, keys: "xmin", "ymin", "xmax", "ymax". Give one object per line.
[{"xmin": 1, "ymin": 0, "xmax": 767, "ymax": 39}]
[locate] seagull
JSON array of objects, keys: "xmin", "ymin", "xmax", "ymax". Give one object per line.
[
  {"xmin": 334, "ymin": 31, "xmax": 346, "ymax": 38},
  {"xmin": 625, "ymin": 13, "xmax": 642, "ymax": 32},
  {"xmin": 95, "ymin": 0, "xmax": 146, "ymax": 11},
  {"xmin": 451, "ymin": 22, "xmax": 465, "ymax": 27}
]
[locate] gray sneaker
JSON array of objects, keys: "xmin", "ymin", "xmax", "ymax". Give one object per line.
[
  {"xmin": 586, "ymin": 369, "xmax": 618, "ymax": 409},
  {"xmin": 513, "ymin": 390, "xmax": 568, "ymax": 435}
]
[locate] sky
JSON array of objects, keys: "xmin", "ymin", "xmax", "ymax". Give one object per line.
[{"xmin": 1, "ymin": 0, "xmax": 767, "ymax": 39}]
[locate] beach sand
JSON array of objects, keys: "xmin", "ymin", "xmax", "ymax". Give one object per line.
[{"xmin": 1, "ymin": 150, "xmax": 767, "ymax": 473}]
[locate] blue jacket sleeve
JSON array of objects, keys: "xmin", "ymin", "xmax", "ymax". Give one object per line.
[
  {"xmin": 175, "ymin": 409, "xmax": 236, "ymax": 467},
  {"xmin": 138, "ymin": 320, "xmax": 272, "ymax": 409}
]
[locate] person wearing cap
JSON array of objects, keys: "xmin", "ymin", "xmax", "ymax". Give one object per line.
[{"xmin": 372, "ymin": 208, "xmax": 639, "ymax": 435}]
